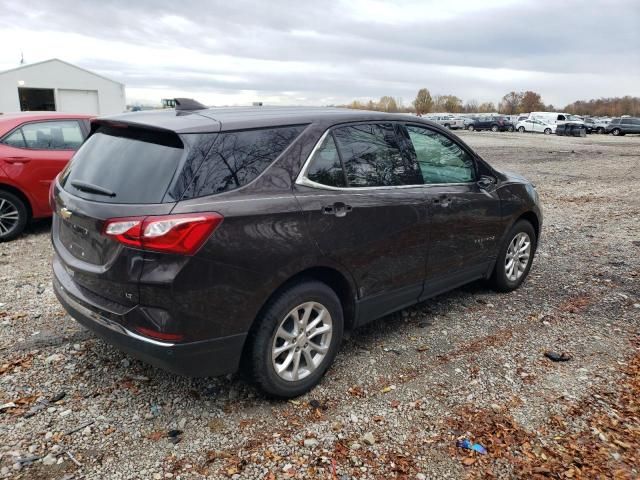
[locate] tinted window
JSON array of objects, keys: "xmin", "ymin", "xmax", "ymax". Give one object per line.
[
  {"xmin": 2, "ymin": 129, "xmax": 26, "ymax": 148},
  {"xmin": 61, "ymin": 126, "xmax": 184, "ymax": 204},
  {"xmin": 621, "ymin": 118, "xmax": 632, "ymax": 124},
  {"xmin": 406, "ymin": 126, "xmax": 475, "ymax": 184},
  {"xmin": 21, "ymin": 121, "xmax": 84, "ymax": 150},
  {"xmin": 632, "ymin": 119, "xmax": 640, "ymax": 125},
  {"xmin": 306, "ymin": 134, "xmax": 346, "ymax": 187},
  {"xmin": 610, "ymin": 119, "xmax": 620, "ymax": 125},
  {"xmin": 185, "ymin": 125, "xmax": 305, "ymax": 197},
  {"xmin": 333, "ymin": 123, "xmax": 422, "ymax": 187}
]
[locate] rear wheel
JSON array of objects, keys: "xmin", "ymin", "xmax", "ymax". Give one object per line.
[
  {"xmin": 444, "ymin": 123, "xmax": 450, "ymax": 129},
  {"xmin": 246, "ymin": 280, "xmax": 344, "ymax": 398},
  {"xmin": 508, "ymin": 126, "xmax": 515, "ymax": 132},
  {"xmin": 596, "ymin": 127, "xmax": 604, "ymax": 134},
  {"xmin": 491, "ymin": 125, "xmax": 499, "ymax": 132},
  {"xmin": 491, "ymin": 220, "xmax": 536, "ymax": 292},
  {"xmin": 0, "ymin": 191, "xmax": 28, "ymax": 242},
  {"xmin": 518, "ymin": 126, "xmax": 525, "ymax": 133},
  {"xmin": 544, "ymin": 128, "xmax": 552, "ymax": 135}
]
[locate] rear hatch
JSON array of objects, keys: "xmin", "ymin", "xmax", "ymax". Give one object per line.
[{"xmin": 52, "ymin": 123, "xmax": 188, "ymax": 307}]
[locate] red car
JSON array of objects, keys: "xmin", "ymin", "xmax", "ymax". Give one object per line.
[{"xmin": 0, "ymin": 112, "xmax": 92, "ymax": 241}]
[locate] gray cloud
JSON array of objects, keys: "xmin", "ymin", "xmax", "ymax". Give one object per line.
[{"xmin": 1, "ymin": 0, "xmax": 638, "ymax": 106}]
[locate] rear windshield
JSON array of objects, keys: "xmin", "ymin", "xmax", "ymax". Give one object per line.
[{"xmin": 61, "ymin": 125, "xmax": 185, "ymax": 204}]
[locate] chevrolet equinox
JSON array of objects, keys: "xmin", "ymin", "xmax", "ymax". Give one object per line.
[{"xmin": 52, "ymin": 102, "xmax": 542, "ymax": 398}]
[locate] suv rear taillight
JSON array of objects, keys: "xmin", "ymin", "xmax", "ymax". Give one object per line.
[{"xmin": 103, "ymin": 213, "xmax": 223, "ymax": 255}]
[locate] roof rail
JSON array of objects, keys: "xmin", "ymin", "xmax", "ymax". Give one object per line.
[{"xmin": 174, "ymin": 98, "xmax": 207, "ymax": 111}]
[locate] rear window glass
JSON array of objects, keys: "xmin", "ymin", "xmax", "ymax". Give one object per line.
[
  {"xmin": 183, "ymin": 125, "xmax": 305, "ymax": 198},
  {"xmin": 61, "ymin": 125, "xmax": 184, "ymax": 204},
  {"xmin": 306, "ymin": 134, "xmax": 346, "ymax": 188}
]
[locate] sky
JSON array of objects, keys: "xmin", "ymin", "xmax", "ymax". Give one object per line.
[{"xmin": 0, "ymin": 0, "xmax": 638, "ymax": 108}]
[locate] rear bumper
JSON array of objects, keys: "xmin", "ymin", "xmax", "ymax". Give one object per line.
[{"xmin": 52, "ymin": 259, "xmax": 246, "ymax": 377}]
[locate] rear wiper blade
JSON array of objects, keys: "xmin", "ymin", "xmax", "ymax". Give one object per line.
[{"xmin": 70, "ymin": 180, "xmax": 116, "ymax": 197}]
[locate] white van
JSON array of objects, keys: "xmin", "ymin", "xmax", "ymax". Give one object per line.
[{"xmin": 530, "ymin": 112, "xmax": 584, "ymax": 125}]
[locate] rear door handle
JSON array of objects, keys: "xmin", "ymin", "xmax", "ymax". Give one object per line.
[
  {"xmin": 433, "ymin": 194, "xmax": 452, "ymax": 207},
  {"xmin": 323, "ymin": 202, "xmax": 352, "ymax": 217}
]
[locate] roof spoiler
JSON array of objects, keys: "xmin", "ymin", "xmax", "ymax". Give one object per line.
[{"xmin": 174, "ymin": 98, "xmax": 207, "ymax": 111}]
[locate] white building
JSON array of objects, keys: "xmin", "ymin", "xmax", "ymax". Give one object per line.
[{"xmin": 0, "ymin": 58, "xmax": 125, "ymax": 115}]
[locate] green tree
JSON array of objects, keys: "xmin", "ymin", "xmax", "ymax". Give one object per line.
[{"xmin": 413, "ymin": 88, "xmax": 433, "ymax": 116}]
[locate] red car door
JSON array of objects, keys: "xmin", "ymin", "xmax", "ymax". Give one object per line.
[{"xmin": 1, "ymin": 120, "xmax": 84, "ymax": 217}]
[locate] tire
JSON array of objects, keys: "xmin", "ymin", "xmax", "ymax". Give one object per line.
[
  {"xmin": 444, "ymin": 123, "xmax": 450, "ymax": 129},
  {"xmin": 491, "ymin": 125, "xmax": 499, "ymax": 132},
  {"xmin": 0, "ymin": 190, "xmax": 28, "ymax": 242},
  {"xmin": 245, "ymin": 280, "xmax": 344, "ymax": 398},
  {"xmin": 518, "ymin": 126, "xmax": 525, "ymax": 133},
  {"xmin": 597, "ymin": 127, "xmax": 604, "ymax": 134},
  {"xmin": 508, "ymin": 126, "xmax": 514, "ymax": 132},
  {"xmin": 544, "ymin": 128, "xmax": 552, "ymax": 135},
  {"xmin": 490, "ymin": 220, "xmax": 537, "ymax": 293},
  {"xmin": 611, "ymin": 128, "xmax": 621, "ymax": 136},
  {"xmin": 467, "ymin": 124, "xmax": 475, "ymax": 131}
]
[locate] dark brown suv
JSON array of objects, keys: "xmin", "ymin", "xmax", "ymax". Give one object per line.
[{"xmin": 51, "ymin": 103, "xmax": 542, "ymax": 397}]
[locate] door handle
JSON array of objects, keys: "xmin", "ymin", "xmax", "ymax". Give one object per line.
[
  {"xmin": 433, "ymin": 194, "xmax": 452, "ymax": 207},
  {"xmin": 4, "ymin": 157, "xmax": 30, "ymax": 164},
  {"xmin": 323, "ymin": 202, "xmax": 352, "ymax": 217}
]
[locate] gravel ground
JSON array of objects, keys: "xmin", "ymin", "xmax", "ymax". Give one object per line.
[{"xmin": 1, "ymin": 131, "xmax": 639, "ymax": 479}]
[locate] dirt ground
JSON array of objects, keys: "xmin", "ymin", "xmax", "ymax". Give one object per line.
[{"xmin": 1, "ymin": 131, "xmax": 639, "ymax": 479}]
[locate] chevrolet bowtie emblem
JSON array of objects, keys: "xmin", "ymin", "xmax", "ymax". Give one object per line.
[{"xmin": 60, "ymin": 207, "xmax": 73, "ymax": 220}]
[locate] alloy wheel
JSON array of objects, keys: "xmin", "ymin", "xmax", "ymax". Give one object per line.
[
  {"xmin": 518, "ymin": 127, "xmax": 525, "ymax": 133},
  {"xmin": 505, "ymin": 232, "xmax": 531, "ymax": 282},
  {"xmin": 0, "ymin": 198, "xmax": 20, "ymax": 237},
  {"xmin": 271, "ymin": 302, "xmax": 333, "ymax": 382}
]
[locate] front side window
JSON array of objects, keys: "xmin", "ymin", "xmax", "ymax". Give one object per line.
[
  {"xmin": 405, "ymin": 125, "xmax": 475, "ymax": 184},
  {"xmin": 306, "ymin": 134, "xmax": 346, "ymax": 187},
  {"xmin": 2, "ymin": 129, "xmax": 26, "ymax": 148},
  {"xmin": 332, "ymin": 123, "xmax": 422, "ymax": 187},
  {"xmin": 186, "ymin": 125, "xmax": 305, "ymax": 197},
  {"xmin": 20, "ymin": 121, "xmax": 84, "ymax": 150}
]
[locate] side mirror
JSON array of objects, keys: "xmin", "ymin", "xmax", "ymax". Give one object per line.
[{"xmin": 477, "ymin": 175, "xmax": 496, "ymax": 190}]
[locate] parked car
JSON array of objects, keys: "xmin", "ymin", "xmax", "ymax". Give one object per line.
[
  {"xmin": 516, "ymin": 118, "xmax": 557, "ymax": 135},
  {"xmin": 467, "ymin": 116, "xmax": 514, "ymax": 132},
  {"xmin": 593, "ymin": 118, "xmax": 611, "ymax": 134},
  {"xmin": 51, "ymin": 105, "xmax": 542, "ymax": 398},
  {"xmin": 424, "ymin": 115, "xmax": 465, "ymax": 130},
  {"xmin": 605, "ymin": 117, "xmax": 640, "ymax": 136},
  {"xmin": 529, "ymin": 112, "xmax": 584, "ymax": 126},
  {"xmin": 0, "ymin": 112, "xmax": 92, "ymax": 241},
  {"xmin": 583, "ymin": 118, "xmax": 597, "ymax": 133}
]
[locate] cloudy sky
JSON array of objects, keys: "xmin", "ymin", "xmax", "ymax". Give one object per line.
[{"xmin": 0, "ymin": 0, "xmax": 638, "ymax": 107}]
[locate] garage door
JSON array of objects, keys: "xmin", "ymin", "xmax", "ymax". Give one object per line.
[{"xmin": 57, "ymin": 89, "xmax": 99, "ymax": 114}]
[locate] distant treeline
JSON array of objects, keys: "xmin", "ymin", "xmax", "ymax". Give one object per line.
[{"xmin": 343, "ymin": 89, "xmax": 640, "ymax": 117}]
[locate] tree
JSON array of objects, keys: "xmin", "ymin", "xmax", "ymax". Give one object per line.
[
  {"xmin": 413, "ymin": 88, "xmax": 433, "ymax": 116},
  {"xmin": 500, "ymin": 91, "xmax": 524, "ymax": 115},
  {"xmin": 378, "ymin": 96, "xmax": 399, "ymax": 112},
  {"xmin": 443, "ymin": 95, "xmax": 463, "ymax": 113},
  {"xmin": 463, "ymin": 99, "xmax": 479, "ymax": 113},
  {"xmin": 478, "ymin": 102, "xmax": 496, "ymax": 113},
  {"xmin": 519, "ymin": 91, "xmax": 544, "ymax": 113}
]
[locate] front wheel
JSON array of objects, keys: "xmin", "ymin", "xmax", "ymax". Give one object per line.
[
  {"xmin": 246, "ymin": 280, "xmax": 344, "ymax": 398},
  {"xmin": 611, "ymin": 128, "xmax": 621, "ymax": 136},
  {"xmin": 518, "ymin": 126, "xmax": 525, "ymax": 133},
  {"xmin": 467, "ymin": 124, "xmax": 475, "ymax": 131},
  {"xmin": 544, "ymin": 128, "xmax": 552, "ymax": 135},
  {"xmin": 596, "ymin": 127, "xmax": 604, "ymax": 134},
  {"xmin": 0, "ymin": 190, "xmax": 28, "ymax": 242},
  {"xmin": 508, "ymin": 126, "xmax": 515, "ymax": 132},
  {"xmin": 490, "ymin": 220, "xmax": 537, "ymax": 293},
  {"xmin": 491, "ymin": 125, "xmax": 499, "ymax": 132}
]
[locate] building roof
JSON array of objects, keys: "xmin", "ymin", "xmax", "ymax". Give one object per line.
[
  {"xmin": 97, "ymin": 106, "xmax": 421, "ymax": 133},
  {"xmin": 0, "ymin": 58, "xmax": 124, "ymax": 86}
]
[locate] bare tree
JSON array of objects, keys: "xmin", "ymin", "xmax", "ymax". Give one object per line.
[
  {"xmin": 500, "ymin": 91, "xmax": 524, "ymax": 115},
  {"xmin": 413, "ymin": 88, "xmax": 433, "ymax": 116}
]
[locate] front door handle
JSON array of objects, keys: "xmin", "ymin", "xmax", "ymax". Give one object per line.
[
  {"xmin": 433, "ymin": 194, "xmax": 452, "ymax": 207},
  {"xmin": 323, "ymin": 202, "xmax": 352, "ymax": 217},
  {"xmin": 5, "ymin": 157, "xmax": 30, "ymax": 164}
]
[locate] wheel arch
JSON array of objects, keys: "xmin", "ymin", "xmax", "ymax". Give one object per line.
[
  {"xmin": 517, "ymin": 210, "xmax": 541, "ymax": 240},
  {"xmin": 0, "ymin": 182, "xmax": 33, "ymax": 220}
]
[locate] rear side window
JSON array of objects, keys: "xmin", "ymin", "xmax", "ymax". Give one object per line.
[
  {"xmin": 406, "ymin": 125, "xmax": 475, "ymax": 184},
  {"xmin": 2, "ymin": 129, "xmax": 26, "ymax": 148},
  {"xmin": 61, "ymin": 126, "xmax": 184, "ymax": 204},
  {"xmin": 184, "ymin": 125, "xmax": 305, "ymax": 198},
  {"xmin": 306, "ymin": 134, "xmax": 346, "ymax": 187},
  {"xmin": 333, "ymin": 123, "xmax": 422, "ymax": 187}
]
